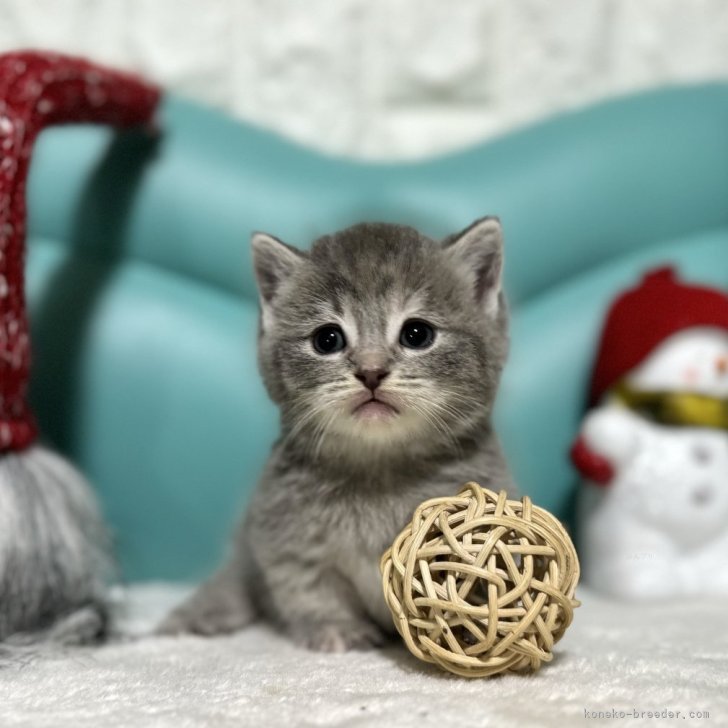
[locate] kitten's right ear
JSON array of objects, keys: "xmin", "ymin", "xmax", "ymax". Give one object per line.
[
  {"xmin": 251, "ymin": 232, "xmax": 305, "ymax": 305},
  {"xmin": 443, "ymin": 217, "xmax": 504, "ymax": 317}
]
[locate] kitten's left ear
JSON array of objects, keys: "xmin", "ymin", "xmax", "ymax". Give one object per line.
[
  {"xmin": 444, "ymin": 216, "xmax": 504, "ymax": 316},
  {"xmin": 251, "ymin": 232, "xmax": 305, "ymax": 304},
  {"xmin": 251, "ymin": 232, "xmax": 306, "ymax": 331}
]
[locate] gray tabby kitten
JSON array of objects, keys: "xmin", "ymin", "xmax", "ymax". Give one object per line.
[{"xmin": 159, "ymin": 218, "xmax": 514, "ymax": 651}]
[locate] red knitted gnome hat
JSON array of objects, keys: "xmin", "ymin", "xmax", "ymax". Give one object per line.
[
  {"xmin": 588, "ymin": 266, "xmax": 728, "ymax": 405},
  {"xmin": 0, "ymin": 51, "xmax": 159, "ymax": 450}
]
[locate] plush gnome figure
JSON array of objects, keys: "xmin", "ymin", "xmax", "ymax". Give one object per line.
[
  {"xmin": 572, "ymin": 267, "xmax": 728, "ymax": 599},
  {"xmin": 0, "ymin": 52, "xmax": 159, "ymax": 645}
]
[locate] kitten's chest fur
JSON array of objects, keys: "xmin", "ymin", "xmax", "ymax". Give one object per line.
[
  {"xmin": 293, "ymin": 447, "xmax": 511, "ymax": 627},
  {"xmin": 248, "ymin": 435, "xmax": 514, "ymax": 631},
  {"xmin": 324, "ymin": 478, "xmax": 446, "ymax": 628}
]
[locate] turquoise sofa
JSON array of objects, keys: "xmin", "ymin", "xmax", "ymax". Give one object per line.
[{"xmin": 24, "ymin": 84, "xmax": 728, "ymax": 581}]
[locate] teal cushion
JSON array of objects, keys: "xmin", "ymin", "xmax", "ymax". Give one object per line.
[{"xmin": 24, "ymin": 84, "xmax": 728, "ymax": 580}]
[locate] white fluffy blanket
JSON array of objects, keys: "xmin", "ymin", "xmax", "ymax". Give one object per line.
[{"xmin": 0, "ymin": 584, "xmax": 725, "ymax": 727}]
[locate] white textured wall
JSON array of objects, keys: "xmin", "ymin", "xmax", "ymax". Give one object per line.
[{"xmin": 2, "ymin": 0, "xmax": 728, "ymax": 159}]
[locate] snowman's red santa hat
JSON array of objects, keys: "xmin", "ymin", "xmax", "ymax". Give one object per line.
[{"xmin": 589, "ymin": 266, "xmax": 728, "ymax": 405}]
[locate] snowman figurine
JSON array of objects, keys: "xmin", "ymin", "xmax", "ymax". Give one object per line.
[{"xmin": 571, "ymin": 267, "xmax": 728, "ymax": 599}]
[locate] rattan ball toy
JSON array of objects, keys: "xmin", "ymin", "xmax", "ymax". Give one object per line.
[{"xmin": 380, "ymin": 483, "xmax": 580, "ymax": 678}]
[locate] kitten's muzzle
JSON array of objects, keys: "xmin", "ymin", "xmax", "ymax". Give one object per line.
[{"xmin": 350, "ymin": 390, "xmax": 400, "ymax": 419}]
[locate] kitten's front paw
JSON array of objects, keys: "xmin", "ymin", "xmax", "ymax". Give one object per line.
[
  {"xmin": 156, "ymin": 591, "xmax": 252, "ymax": 637},
  {"xmin": 292, "ymin": 620, "xmax": 387, "ymax": 653}
]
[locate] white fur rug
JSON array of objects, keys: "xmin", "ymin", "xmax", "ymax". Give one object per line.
[{"xmin": 0, "ymin": 584, "xmax": 725, "ymax": 728}]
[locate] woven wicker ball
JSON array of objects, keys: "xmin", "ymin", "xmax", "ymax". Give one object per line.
[{"xmin": 380, "ymin": 483, "xmax": 580, "ymax": 678}]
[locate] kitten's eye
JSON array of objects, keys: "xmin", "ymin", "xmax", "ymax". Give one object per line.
[
  {"xmin": 312, "ymin": 325, "xmax": 347, "ymax": 354},
  {"xmin": 400, "ymin": 319, "xmax": 435, "ymax": 350}
]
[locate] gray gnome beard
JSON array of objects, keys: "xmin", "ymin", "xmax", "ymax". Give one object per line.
[
  {"xmin": 158, "ymin": 218, "xmax": 516, "ymax": 651},
  {"xmin": 0, "ymin": 445, "xmax": 110, "ymax": 658}
]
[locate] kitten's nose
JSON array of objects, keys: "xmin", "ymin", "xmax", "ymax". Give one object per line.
[{"xmin": 355, "ymin": 368, "xmax": 390, "ymax": 392}]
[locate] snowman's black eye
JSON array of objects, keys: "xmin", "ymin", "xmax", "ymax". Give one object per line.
[
  {"xmin": 693, "ymin": 444, "xmax": 712, "ymax": 464},
  {"xmin": 312, "ymin": 325, "xmax": 346, "ymax": 354},
  {"xmin": 400, "ymin": 320, "xmax": 435, "ymax": 350}
]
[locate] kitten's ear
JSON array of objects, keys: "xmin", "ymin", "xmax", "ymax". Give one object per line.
[
  {"xmin": 444, "ymin": 216, "xmax": 504, "ymax": 316},
  {"xmin": 251, "ymin": 232, "xmax": 305, "ymax": 305}
]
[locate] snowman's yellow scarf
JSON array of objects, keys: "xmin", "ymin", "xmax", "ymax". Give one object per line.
[{"xmin": 612, "ymin": 380, "xmax": 728, "ymax": 429}]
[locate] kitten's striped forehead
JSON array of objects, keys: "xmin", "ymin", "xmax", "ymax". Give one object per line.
[
  {"xmin": 336, "ymin": 290, "xmax": 426, "ymax": 345},
  {"xmin": 303, "ymin": 223, "xmax": 466, "ymax": 344},
  {"xmin": 312, "ymin": 223, "xmax": 437, "ymax": 295}
]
